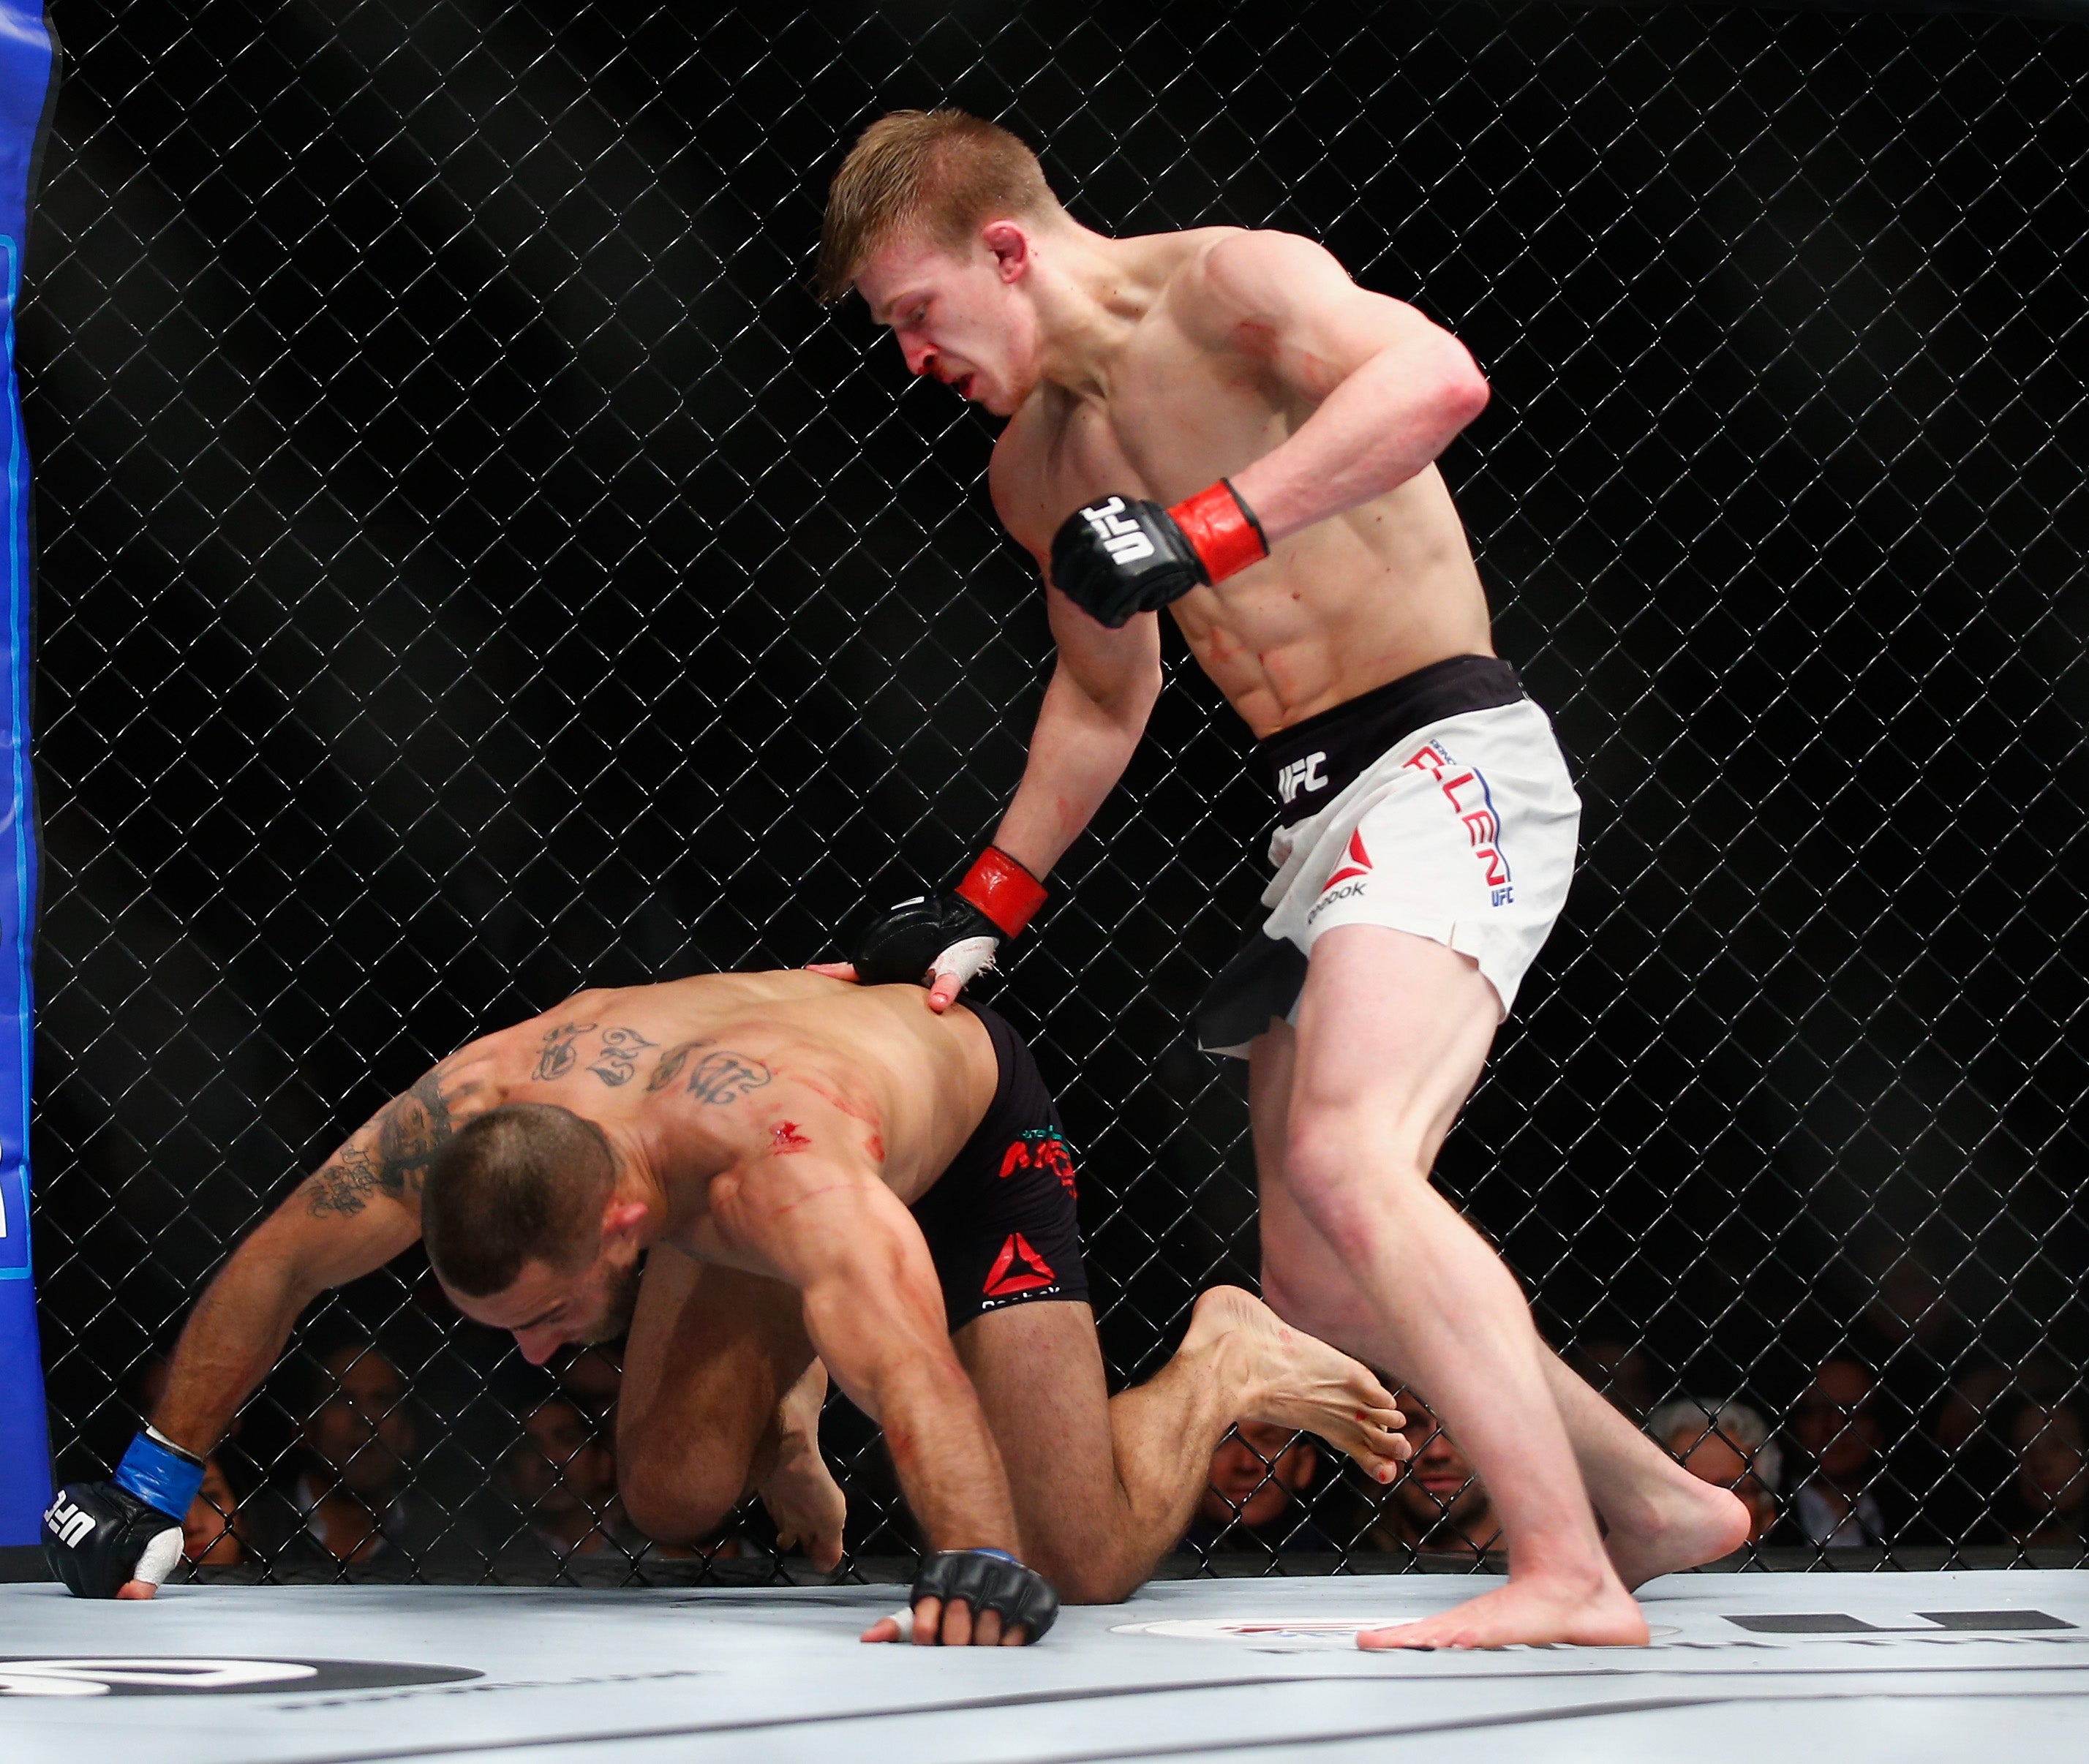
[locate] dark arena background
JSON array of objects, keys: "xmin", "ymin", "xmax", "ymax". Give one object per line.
[{"xmin": 20, "ymin": 0, "xmax": 2088, "ymax": 1594}]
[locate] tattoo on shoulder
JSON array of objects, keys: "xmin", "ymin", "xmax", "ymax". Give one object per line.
[
  {"xmin": 539, "ymin": 1022, "xmax": 661, "ymax": 1087},
  {"xmin": 648, "ymin": 1039, "xmax": 772, "ymax": 1104},
  {"xmin": 535, "ymin": 1022, "xmax": 595, "ymax": 1081},
  {"xmin": 304, "ymin": 1065, "xmax": 459, "ymax": 1218}
]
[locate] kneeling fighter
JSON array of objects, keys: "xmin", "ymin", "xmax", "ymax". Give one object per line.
[{"xmin": 44, "ymin": 970, "xmax": 1406, "ymax": 1643}]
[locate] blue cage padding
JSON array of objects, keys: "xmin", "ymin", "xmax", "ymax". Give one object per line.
[{"xmin": 0, "ymin": 0, "xmax": 56, "ymax": 1550}]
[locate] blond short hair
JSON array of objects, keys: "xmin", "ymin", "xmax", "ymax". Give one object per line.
[{"xmin": 816, "ymin": 109, "xmax": 1060, "ymax": 305}]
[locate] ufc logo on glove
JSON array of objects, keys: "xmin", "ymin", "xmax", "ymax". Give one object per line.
[
  {"xmin": 1077, "ymin": 497, "xmax": 1157, "ymax": 564},
  {"xmin": 44, "ymin": 1493, "xmax": 94, "ymax": 1549}
]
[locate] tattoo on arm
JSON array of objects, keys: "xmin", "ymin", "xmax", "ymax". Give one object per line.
[
  {"xmin": 304, "ymin": 1066, "xmax": 459, "ymax": 1218},
  {"xmin": 649, "ymin": 1039, "xmax": 772, "ymax": 1104},
  {"xmin": 304, "ymin": 1143, "xmax": 385, "ymax": 1218}
]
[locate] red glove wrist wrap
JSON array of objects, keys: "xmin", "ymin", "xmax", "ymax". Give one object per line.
[
  {"xmin": 956, "ymin": 848, "xmax": 1048, "ymax": 938},
  {"xmin": 1169, "ymin": 478, "xmax": 1269, "ymax": 584}
]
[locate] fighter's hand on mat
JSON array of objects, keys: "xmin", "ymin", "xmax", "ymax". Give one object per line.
[
  {"xmin": 1049, "ymin": 481, "xmax": 1268, "ymax": 629},
  {"xmin": 42, "ymin": 1477, "xmax": 187, "ymax": 1601},
  {"xmin": 815, "ymin": 849, "xmax": 1048, "ymax": 1014},
  {"xmin": 861, "ymin": 1548, "xmax": 1061, "ymax": 1646},
  {"xmin": 760, "ymin": 1438, "xmax": 846, "ymax": 1573},
  {"xmin": 45, "ymin": 1428, "xmax": 206, "ymax": 1599}
]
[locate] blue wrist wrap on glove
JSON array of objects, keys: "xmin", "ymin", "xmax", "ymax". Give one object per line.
[{"xmin": 114, "ymin": 1430, "xmax": 205, "ymax": 1520}]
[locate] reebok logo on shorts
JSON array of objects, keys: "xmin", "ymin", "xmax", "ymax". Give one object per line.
[
  {"xmin": 998, "ymin": 1126, "xmax": 1077, "ymax": 1196},
  {"xmin": 1323, "ymin": 829, "xmax": 1372, "ymax": 889},
  {"xmin": 982, "ymin": 1232, "xmax": 1058, "ymax": 1300},
  {"xmin": 1307, "ymin": 829, "xmax": 1374, "ymax": 924},
  {"xmin": 1404, "ymin": 739, "xmax": 1515, "ymax": 905}
]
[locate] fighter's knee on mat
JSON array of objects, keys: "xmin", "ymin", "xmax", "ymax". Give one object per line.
[
  {"xmin": 617, "ymin": 1455, "xmax": 740, "ymax": 1545},
  {"xmin": 1020, "ymin": 1544, "xmax": 1137, "ymax": 1607}
]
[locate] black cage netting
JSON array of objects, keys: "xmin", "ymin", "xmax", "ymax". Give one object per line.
[{"xmin": 24, "ymin": 0, "xmax": 2089, "ymax": 1583}]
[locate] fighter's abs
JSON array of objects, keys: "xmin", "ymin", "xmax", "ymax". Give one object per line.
[{"xmin": 1011, "ymin": 324, "xmax": 1494, "ymax": 739}]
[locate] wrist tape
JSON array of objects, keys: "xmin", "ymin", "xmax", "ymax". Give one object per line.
[
  {"xmin": 115, "ymin": 1427, "xmax": 206, "ymax": 1520},
  {"xmin": 1169, "ymin": 478, "xmax": 1268, "ymax": 584},
  {"xmin": 955, "ymin": 848, "xmax": 1047, "ymax": 938}
]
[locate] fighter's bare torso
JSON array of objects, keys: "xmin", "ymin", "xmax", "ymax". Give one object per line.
[
  {"xmin": 990, "ymin": 229, "xmax": 1493, "ymax": 736},
  {"xmin": 436, "ymin": 973, "xmax": 998, "ymax": 1270}
]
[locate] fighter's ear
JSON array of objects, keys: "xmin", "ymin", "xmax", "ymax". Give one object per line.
[
  {"xmin": 599, "ymin": 1198, "xmax": 649, "ymax": 1245},
  {"xmin": 981, "ymin": 219, "xmax": 1031, "ymax": 283}
]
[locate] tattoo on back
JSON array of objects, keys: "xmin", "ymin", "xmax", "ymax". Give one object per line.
[
  {"xmin": 535, "ymin": 1022, "xmax": 593, "ymax": 1080},
  {"xmin": 304, "ymin": 1066, "xmax": 459, "ymax": 1218},
  {"xmin": 648, "ymin": 1039, "xmax": 773, "ymax": 1104},
  {"xmin": 536, "ymin": 1022, "xmax": 660, "ymax": 1087}
]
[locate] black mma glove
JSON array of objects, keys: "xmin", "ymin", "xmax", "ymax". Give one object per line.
[
  {"xmin": 1049, "ymin": 480, "xmax": 1268, "ymax": 629},
  {"xmin": 851, "ymin": 848, "xmax": 1047, "ymax": 992},
  {"xmin": 912, "ymin": 1547, "xmax": 1061, "ymax": 1643},
  {"xmin": 44, "ymin": 1427, "xmax": 203, "ymax": 1598}
]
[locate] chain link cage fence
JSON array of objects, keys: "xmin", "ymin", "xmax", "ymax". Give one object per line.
[{"xmin": 23, "ymin": 0, "xmax": 2088, "ymax": 1585}]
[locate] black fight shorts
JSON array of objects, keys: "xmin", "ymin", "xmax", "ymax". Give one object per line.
[{"xmin": 910, "ymin": 1002, "xmax": 1089, "ymax": 1333}]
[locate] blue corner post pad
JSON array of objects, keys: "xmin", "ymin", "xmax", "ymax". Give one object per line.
[
  {"xmin": 114, "ymin": 1432, "xmax": 206, "ymax": 1521},
  {"xmin": 0, "ymin": 0, "xmax": 58, "ymax": 1548}
]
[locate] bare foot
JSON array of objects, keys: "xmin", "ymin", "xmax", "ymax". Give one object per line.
[
  {"xmin": 1188, "ymin": 1286, "xmax": 1409, "ymax": 1481},
  {"xmin": 1358, "ymin": 1571, "xmax": 1649, "ymax": 1651},
  {"xmin": 1606, "ymin": 1476, "xmax": 1753, "ymax": 1590}
]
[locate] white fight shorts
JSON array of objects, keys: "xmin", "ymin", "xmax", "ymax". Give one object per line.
[{"xmin": 1195, "ymin": 655, "xmax": 1581, "ymax": 1058}]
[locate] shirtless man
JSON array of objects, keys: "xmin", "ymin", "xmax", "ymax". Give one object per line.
[
  {"xmin": 810, "ymin": 110, "xmax": 1750, "ymax": 1648},
  {"xmin": 42, "ymin": 971, "xmax": 1404, "ymax": 1646}
]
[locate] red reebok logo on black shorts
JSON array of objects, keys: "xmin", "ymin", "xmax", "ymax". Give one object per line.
[{"xmin": 982, "ymin": 1232, "xmax": 1056, "ymax": 1297}]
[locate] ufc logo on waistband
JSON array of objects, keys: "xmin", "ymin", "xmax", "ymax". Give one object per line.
[
  {"xmin": 1277, "ymin": 752, "xmax": 1328, "ymax": 804},
  {"xmin": 1078, "ymin": 497, "xmax": 1155, "ymax": 564}
]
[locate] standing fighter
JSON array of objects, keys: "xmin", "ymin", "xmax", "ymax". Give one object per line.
[{"xmin": 813, "ymin": 110, "xmax": 1750, "ymax": 1648}]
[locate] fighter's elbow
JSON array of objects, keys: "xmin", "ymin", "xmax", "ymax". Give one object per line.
[
  {"xmin": 1430, "ymin": 343, "xmax": 1490, "ymax": 434},
  {"xmin": 1109, "ymin": 660, "xmax": 1164, "ymax": 732}
]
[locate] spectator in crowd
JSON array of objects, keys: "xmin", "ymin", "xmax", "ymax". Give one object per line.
[
  {"xmin": 1179, "ymin": 1421, "xmax": 1333, "ymax": 1555},
  {"xmin": 181, "ymin": 1456, "xmax": 247, "ymax": 1572},
  {"xmin": 1366, "ymin": 1391, "xmax": 1500, "ymax": 1558},
  {"xmin": 2003, "ymin": 1396, "xmax": 2086, "ymax": 1552},
  {"xmin": 501, "ymin": 1396, "xmax": 629, "ymax": 1560},
  {"xmin": 1786, "ymin": 1357, "xmax": 1891, "ymax": 1548},
  {"xmin": 1647, "ymin": 1399, "xmax": 1780, "ymax": 1546},
  {"xmin": 1932, "ymin": 1352, "xmax": 2019, "ymax": 1458},
  {"xmin": 260, "ymin": 1341, "xmax": 464, "ymax": 1570}
]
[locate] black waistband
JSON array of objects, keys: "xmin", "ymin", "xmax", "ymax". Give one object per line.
[
  {"xmin": 1259, "ymin": 655, "xmax": 1524, "ymax": 826},
  {"xmin": 940, "ymin": 1000, "xmax": 1022, "ymax": 1171}
]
